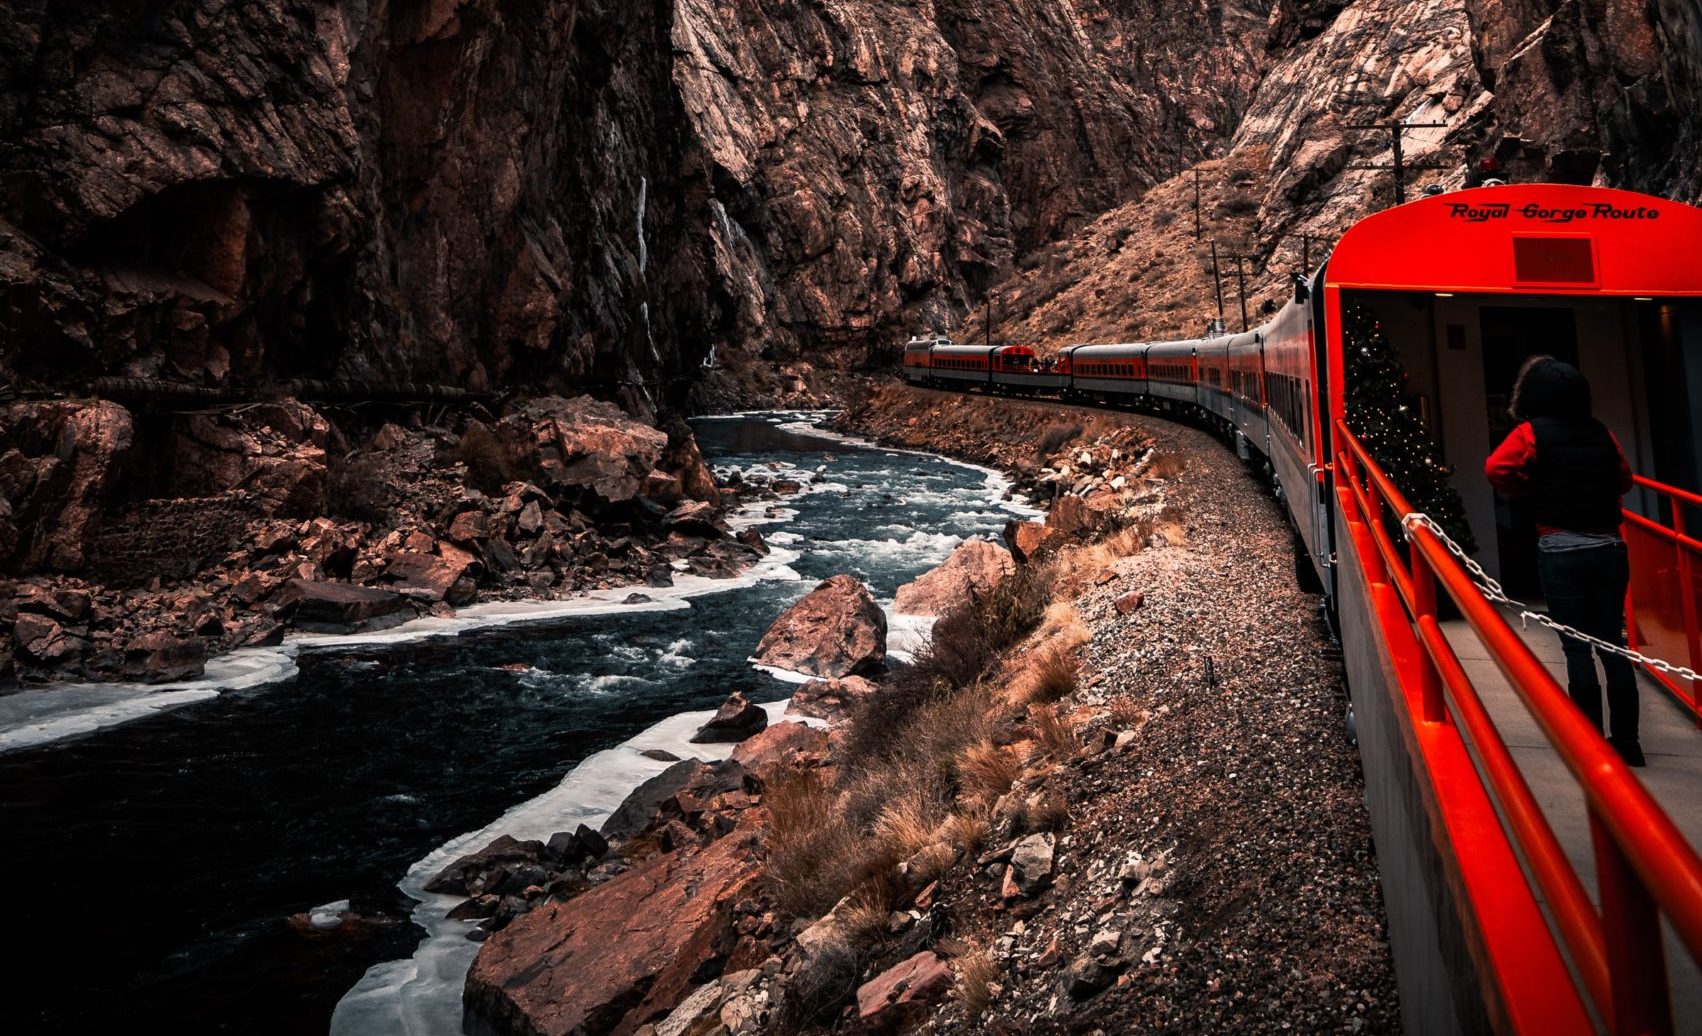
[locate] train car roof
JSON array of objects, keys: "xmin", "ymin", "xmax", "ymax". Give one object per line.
[
  {"xmin": 1327, "ymin": 184, "xmax": 1702, "ymax": 297},
  {"xmin": 929, "ymin": 344, "xmax": 1000, "ymax": 354},
  {"xmin": 1068, "ymin": 342, "xmax": 1148, "ymax": 356}
]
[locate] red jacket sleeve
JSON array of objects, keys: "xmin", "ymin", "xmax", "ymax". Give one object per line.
[
  {"xmin": 1609, "ymin": 432, "xmax": 1634, "ymax": 495},
  {"xmin": 1485, "ymin": 422, "xmax": 1536, "ymax": 496}
]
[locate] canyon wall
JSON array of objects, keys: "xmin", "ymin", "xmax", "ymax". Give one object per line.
[{"xmin": 0, "ymin": 0, "xmax": 1266, "ymax": 413}]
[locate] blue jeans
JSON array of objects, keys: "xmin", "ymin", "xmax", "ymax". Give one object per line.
[{"xmin": 1537, "ymin": 541, "xmax": 1638, "ymax": 741}]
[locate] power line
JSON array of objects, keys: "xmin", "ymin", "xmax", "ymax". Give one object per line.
[{"xmin": 1347, "ymin": 120, "xmax": 1451, "ymax": 206}]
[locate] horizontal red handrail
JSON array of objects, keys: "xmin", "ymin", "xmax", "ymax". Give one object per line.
[
  {"xmin": 1634, "ymin": 474, "xmax": 1702, "ymax": 511},
  {"xmin": 1337, "ymin": 420, "xmax": 1702, "ymax": 1031}
]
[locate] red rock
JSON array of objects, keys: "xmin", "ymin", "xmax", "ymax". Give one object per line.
[
  {"xmin": 1003, "ymin": 519, "xmax": 1057, "ymax": 563},
  {"xmin": 381, "ymin": 551, "xmax": 475, "ymax": 604},
  {"xmin": 783, "ymin": 675, "xmax": 878, "ymax": 722},
  {"xmin": 446, "ymin": 509, "xmax": 490, "ymax": 544},
  {"xmin": 893, "ymin": 538, "xmax": 1014, "ymax": 616},
  {"xmin": 855, "ymin": 950, "xmax": 953, "ymax": 1027},
  {"xmin": 689, "ymin": 690, "xmax": 768, "ymax": 744},
  {"xmin": 282, "ymin": 579, "xmax": 411, "ymax": 630},
  {"xmin": 3, "ymin": 400, "xmax": 133, "ymax": 572},
  {"xmin": 753, "ymin": 574, "xmax": 886, "ymax": 678},
  {"xmin": 729, "ymin": 721, "xmax": 828, "ymax": 781},
  {"xmin": 371, "ymin": 423, "xmax": 407, "ymax": 451},
  {"xmin": 464, "ymin": 830, "xmax": 761, "ymax": 1036},
  {"xmin": 123, "ymin": 631, "xmax": 206, "ymax": 683},
  {"xmin": 1113, "ymin": 590, "xmax": 1145, "ymax": 614},
  {"xmin": 494, "ymin": 396, "xmax": 669, "ymax": 504},
  {"xmin": 14, "ymin": 613, "xmax": 74, "ymax": 662}
]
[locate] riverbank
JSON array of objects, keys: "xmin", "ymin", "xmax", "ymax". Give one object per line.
[
  {"xmin": 3, "ymin": 413, "xmax": 1038, "ymax": 1034},
  {"xmin": 0, "ymin": 396, "xmax": 786, "ymax": 693},
  {"xmin": 445, "ymin": 384, "xmax": 1398, "ymax": 1034}
]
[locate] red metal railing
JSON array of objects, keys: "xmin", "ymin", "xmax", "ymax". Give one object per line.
[
  {"xmin": 1624, "ymin": 475, "xmax": 1702, "ymax": 725},
  {"xmin": 1336, "ymin": 420, "xmax": 1702, "ymax": 1035}
]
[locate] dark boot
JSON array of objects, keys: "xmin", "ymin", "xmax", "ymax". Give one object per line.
[{"xmin": 1609, "ymin": 735, "xmax": 1646, "ymax": 768}]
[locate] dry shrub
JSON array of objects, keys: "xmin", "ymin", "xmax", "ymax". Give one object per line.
[
  {"xmin": 1029, "ymin": 703, "xmax": 1078, "ymax": 761},
  {"xmin": 765, "ymin": 769, "xmax": 862, "ymax": 917},
  {"xmin": 1035, "ymin": 421, "xmax": 1084, "ymax": 461},
  {"xmin": 957, "ymin": 740, "xmax": 1023, "ymax": 808},
  {"xmin": 947, "ymin": 938, "xmax": 999, "ymax": 1020},
  {"xmin": 1103, "ymin": 523, "xmax": 1149, "ymax": 558},
  {"xmin": 836, "ymin": 884, "xmax": 896, "ymax": 947},
  {"xmin": 873, "ymin": 794, "xmax": 943, "ymax": 861},
  {"xmin": 773, "ymin": 932, "xmax": 861, "ymax": 1032},
  {"xmin": 915, "ymin": 564, "xmax": 1055, "ymax": 689},
  {"xmin": 1148, "ymin": 452, "xmax": 1187, "ymax": 480}
]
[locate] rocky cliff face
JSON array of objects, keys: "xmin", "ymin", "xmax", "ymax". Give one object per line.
[{"xmin": 1, "ymin": 0, "xmax": 1266, "ymax": 412}]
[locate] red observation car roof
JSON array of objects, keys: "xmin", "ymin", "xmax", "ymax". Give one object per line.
[{"xmin": 1326, "ymin": 184, "xmax": 1702, "ymax": 297}]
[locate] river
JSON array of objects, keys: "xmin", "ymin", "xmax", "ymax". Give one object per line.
[{"xmin": 0, "ymin": 414, "xmax": 1032, "ymax": 1035}]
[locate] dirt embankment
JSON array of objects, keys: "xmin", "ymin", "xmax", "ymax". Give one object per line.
[{"xmin": 447, "ymin": 383, "xmax": 1399, "ymax": 1035}]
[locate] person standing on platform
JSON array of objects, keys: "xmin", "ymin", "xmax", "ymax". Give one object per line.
[{"xmin": 1485, "ymin": 356, "xmax": 1642, "ymax": 766}]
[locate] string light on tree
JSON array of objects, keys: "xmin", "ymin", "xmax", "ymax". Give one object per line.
[{"xmin": 1344, "ymin": 301, "xmax": 1478, "ymax": 554}]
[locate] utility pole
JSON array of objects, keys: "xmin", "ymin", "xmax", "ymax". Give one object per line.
[
  {"xmin": 1210, "ymin": 241, "xmax": 1225, "ymax": 331},
  {"xmin": 1192, "ymin": 169, "xmax": 1204, "ymax": 239},
  {"xmin": 984, "ymin": 297, "xmax": 991, "ymax": 347},
  {"xmin": 1234, "ymin": 255, "xmax": 1249, "ymax": 332},
  {"xmin": 1348, "ymin": 120, "xmax": 1450, "ymax": 207}
]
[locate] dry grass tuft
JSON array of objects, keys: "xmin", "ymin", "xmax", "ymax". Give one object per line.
[
  {"xmin": 1023, "ymin": 645, "xmax": 1080, "ymax": 704},
  {"xmin": 939, "ymin": 807, "xmax": 992, "ymax": 856},
  {"xmin": 957, "ymin": 739, "xmax": 1023, "ymax": 808},
  {"xmin": 1028, "ymin": 702, "xmax": 1079, "ymax": 761},
  {"xmin": 1021, "ymin": 790, "xmax": 1071, "ymax": 833},
  {"xmin": 1108, "ymin": 694, "xmax": 1148, "ymax": 730},
  {"xmin": 765, "ymin": 769, "xmax": 863, "ymax": 917},
  {"xmin": 945, "ymin": 938, "xmax": 999, "ymax": 1019},
  {"xmin": 835, "ymin": 883, "xmax": 897, "ymax": 947},
  {"xmin": 873, "ymin": 795, "xmax": 943, "ymax": 861}
]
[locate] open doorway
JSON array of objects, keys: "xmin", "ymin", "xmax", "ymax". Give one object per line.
[
  {"xmin": 1481, "ymin": 307, "xmax": 1580, "ymax": 595},
  {"xmin": 1346, "ymin": 290, "xmax": 1659, "ymax": 586}
]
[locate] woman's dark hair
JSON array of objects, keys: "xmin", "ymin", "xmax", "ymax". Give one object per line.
[{"xmin": 1510, "ymin": 355, "xmax": 1592, "ymax": 421}]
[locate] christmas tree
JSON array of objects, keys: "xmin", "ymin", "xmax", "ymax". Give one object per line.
[{"xmin": 1343, "ymin": 302, "xmax": 1478, "ymax": 554}]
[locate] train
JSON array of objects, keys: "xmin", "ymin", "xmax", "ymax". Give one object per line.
[
  {"xmin": 900, "ymin": 182, "xmax": 1702, "ymax": 1035},
  {"xmin": 904, "ymin": 183, "xmax": 1702, "ymax": 603}
]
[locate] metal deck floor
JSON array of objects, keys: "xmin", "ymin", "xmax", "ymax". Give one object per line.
[{"xmin": 1440, "ymin": 618, "xmax": 1702, "ymax": 1031}]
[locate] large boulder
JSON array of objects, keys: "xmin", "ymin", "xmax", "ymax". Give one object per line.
[
  {"xmin": 494, "ymin": 396, "xmax": 669, "ymax": 505},
  {"xmin": 753, "ymin": 574, "xmax": 886, "ymax": 678},
  {"xmin": 122, "ymin": 631, "xmax": 207, "ymax": 683},
  {"xmin": 464, "ymin": 827, "xmax": 762, "ymax": 1036},
  {"xmin": 729, "ymin": 721, "xmax": 828, "ymax": 781},
  {"xmin": 1003, "ymin": 519, "xmax": 1057, "ymax": 563},
  {"xmin": 784, "ymin": 675, "xmax": 878, "ymax": 722},
  {"xmin": 893, "ymin": 539, "xmax": 1014, "ymax": 616},
  {"xmin": 280, "ymin": 579, "xmax": 412, "ymax": 632}
]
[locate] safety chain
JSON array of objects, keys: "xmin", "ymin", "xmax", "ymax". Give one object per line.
[{"xmin": 1399, "ymin": 512, "xmax": 1702, "ymax": 683}]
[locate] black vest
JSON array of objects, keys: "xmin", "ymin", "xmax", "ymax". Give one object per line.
[{"xmin": 1528, "ymin": 417, "xmax": 1624, "ymax": 531}]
